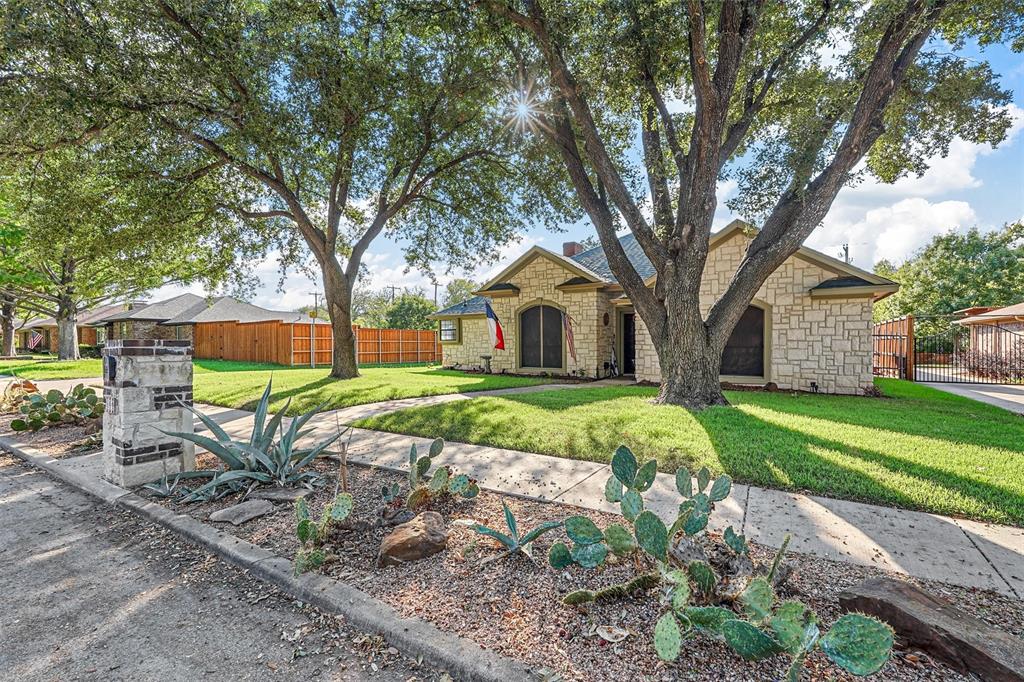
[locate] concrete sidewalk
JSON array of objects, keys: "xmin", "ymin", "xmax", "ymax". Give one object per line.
[
  {"xmin": 927, "ymin": 382, "xmax": 1024, "ymax": 415},
  {"xmin": 191, "ymin": 401, "xmax": 1023, "ymax": 599}
]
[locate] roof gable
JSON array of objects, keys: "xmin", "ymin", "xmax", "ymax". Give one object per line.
[{"xmin": 476, "ymin": 245, "xmax": 607, "ymax": 294}]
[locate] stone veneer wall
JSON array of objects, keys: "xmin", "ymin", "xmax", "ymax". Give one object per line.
[
  {"xmin": 634, "ymin": 232, "xmax": 875, "ymax": 394},
  {"xmin": 102, "ymin": 339, "xmax": 195, "ymax": 486},
  {"xmin": 440, "ymin": 255, "xmax": 615, "ymax": 376}
]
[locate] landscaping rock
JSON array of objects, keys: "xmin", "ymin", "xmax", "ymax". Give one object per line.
[
  {"xmin": 209, "ymin": 500, "xmax": 275, "ymax": 526},
  {"xmin": 838, "ymin": 577, "xmax": 1024, "ymax": 682},
  {"xmin": 378, "ymin": 511, "xmax": 447, "ymax": 567},
  {"xmin": 249, "ymin": 487, "xmax": 313, "ymax": 503}
]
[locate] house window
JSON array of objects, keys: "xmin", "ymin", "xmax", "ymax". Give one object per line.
[
  {"xmin": 439, "ymin": 319, "xmax": 459, "ymax": 343},
  {"xmin": 96, "ymin": 327, "xmax": 107, "ymax": 345},
  {"xmin": 118, "ymin": 322, "xmax": 128, "ymax": 339},
  {"xmin": 519, "ymin": 304, "xmax": 562, "ymax": 369},
  {"xmin": 721, "ymin": 305, "xmax": 765, "ymax": 377}
]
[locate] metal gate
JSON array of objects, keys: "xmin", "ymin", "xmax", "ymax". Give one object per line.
[{"xmin": 873, "ymin": 314, "xmax": 1024, "ymax": 384}]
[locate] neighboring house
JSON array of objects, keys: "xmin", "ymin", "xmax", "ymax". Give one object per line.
[
  {"xmin": 91, "ymin": 293, "xmax": 330, "ymax": 366},
  {"xmin": 431, "ymin": 220, "xmax": 898, "ymax": 395},
  {"xmin": 91, "ymin": 293, "xmax": 325, "ymax": 340},
  {"xmin": 17, "ymin": 302, "xmax": 141, "ymax": 351},
  {"xmin": 957, "ymin": 302, "xmax": 1024, "ymax": 357}
]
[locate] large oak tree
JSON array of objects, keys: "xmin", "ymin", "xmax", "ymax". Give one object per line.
[
  {"xmin": 0, "ymin": 1, "xmax": 566, "ymax": 377},
  {"xmin": 0, "ymin": 145, "xmax": 242, "ymax": 359},
  {"xmin": 484, "ymin": 0, "xmax": 1020, "ymax": 407}
]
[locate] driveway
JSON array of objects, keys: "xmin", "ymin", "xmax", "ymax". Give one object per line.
[
  {"xmin": 0, "ymin": 453, "xmax": 441, "ymax": 681},
  {"xmin": 924, "ymin": 381, "xmax": 1024, "ymax": 415}
]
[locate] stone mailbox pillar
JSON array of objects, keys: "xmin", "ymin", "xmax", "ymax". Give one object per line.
[{"xmin": 102, "ymin": 339, "xmax": 195, "ymax": 487}]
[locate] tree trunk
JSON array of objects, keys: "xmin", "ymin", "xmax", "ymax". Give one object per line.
[
  {"xmin": 652, "ymin": 281, "xmax": 729, "ymax": 408},
  {"xmin": 1, "ymin": 295, "xmax": 15, "ymax": 357},
  {"xmin": 56, "ymin": 299, "xmax": 79, "ymax": 361},
  {"xmin": 323, "ymin": 266, "xmax": 358, "ymax": 379}
]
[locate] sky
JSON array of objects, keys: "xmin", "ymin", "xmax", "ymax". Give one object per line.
[{"xmin": 154, "ymin": 38, "xmax": 1024, "ymax": 311}]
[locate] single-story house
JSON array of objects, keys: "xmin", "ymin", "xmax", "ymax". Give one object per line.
[
  {"xmin": 17, "ymin": 302, "xmax": 142, "ymax": 351},
  {"xmin": 91, "ymin": 293, "xmax": 330, "ymax": 365},
  {"xmin": 957, "ymin": 302, "xmax": 1024, "ymax": 358},
  {"xmin": 430, "ymin": 220, "xmax": 899, "ymax": 395}
]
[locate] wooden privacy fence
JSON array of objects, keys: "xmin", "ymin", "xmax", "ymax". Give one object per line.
[
  {"xmin": 193, "ymin": 320, "xmax": 439, "ymax": 366},
  {"xmin": 353, "ymin": 326, "xmax": 441, "ymax": 365},
  {"xmin": 872, "ymin": 315, "xmax": 914, "ymax": 379}
]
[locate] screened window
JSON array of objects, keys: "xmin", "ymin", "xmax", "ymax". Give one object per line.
[
  {"xmin": 439, "ymin": 319, "xmax": 459, "ymax": 343},
  {"xmin": 519, "ymin": 305, "xmax": 562, "ymax": 369},
  {"xmin": 721, "ymin": 305, "xmax": 765, "ymax": 377}
]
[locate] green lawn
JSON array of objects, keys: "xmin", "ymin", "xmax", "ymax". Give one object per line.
[
  {"xmin": 356, "ymin": 379, "xmax": 1024, "ymax": 526},
  {"xmin": 1, "ymin": 358, "xmax": 554, "ymax": 413},
  {"xmin": 190, "ymin": 363, "xmax": 553, "ymax": 414},
  {"xmin": 0, "ymin": 357, "xmax": 102, "ymax": 379}
]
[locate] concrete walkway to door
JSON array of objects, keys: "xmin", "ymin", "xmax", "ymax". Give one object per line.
[{"xmin": 926, "ymin": 382, "xmax": 1024, "ymax": 415}]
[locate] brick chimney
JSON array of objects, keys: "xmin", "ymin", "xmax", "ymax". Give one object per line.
[{"xmin": 562, "ymin": 241, "xmax": 583, "ymax": 257}]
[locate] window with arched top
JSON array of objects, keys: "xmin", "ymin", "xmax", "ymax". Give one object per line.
[
  {"xmin": 519, "ymin": 304, "xmax": 563, "ymax": 369},
  {"xmin": 721, "ymin": 305, "xmax": 766, "ymax": 378}
]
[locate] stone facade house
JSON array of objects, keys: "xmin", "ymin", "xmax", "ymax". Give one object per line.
[{"xmin": 431, "ymin": 220, "xmax": 899, "ymax": 395}]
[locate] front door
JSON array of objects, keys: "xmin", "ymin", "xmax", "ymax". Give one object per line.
[{"xmin": 622, "ymin": 313, "xmax": 636, "ymax": 375}]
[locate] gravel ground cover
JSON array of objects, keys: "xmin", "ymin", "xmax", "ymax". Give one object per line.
[
  {"xmin": 146, "ymin": 460, "xmax": 1024, "ymax": 682},
  {"xmin": 0, "ymin": 411, "xmax": 100, "ymax": 458}
]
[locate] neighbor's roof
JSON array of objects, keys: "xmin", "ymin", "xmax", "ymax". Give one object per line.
[
  {"xmin": 958, "ymin": 301, "xmax": 1024, "ymax": 325},
  {"xmin": 96, "ymin": 293, "xmax": 205, "ymax": 323},
  {"xmin": 160, "ymin": 296, "xmax": 329, "ymax": 325},
  {"xmin": 25, "ymin": 301, "xmax": 146, "ymax": 329}
]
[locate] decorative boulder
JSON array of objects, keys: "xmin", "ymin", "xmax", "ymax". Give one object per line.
[{"xmin": 378, "ymin": 511, "xmax": 448, "ymax": 567}]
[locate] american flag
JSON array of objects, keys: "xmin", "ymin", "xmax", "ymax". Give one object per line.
[
  {"xmin": 27, "ymin": 331, "xmax": 44, "ymax": 350},
  {"xmin": 562, "ymin": 311, "xmax": 576, "ymax": 363}
]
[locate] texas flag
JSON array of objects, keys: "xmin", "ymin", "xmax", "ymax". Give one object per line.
[{"xmin": 484, "ymin": 302, "xmax": 505, "ymax": 350}]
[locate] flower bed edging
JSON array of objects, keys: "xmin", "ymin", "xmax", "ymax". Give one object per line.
[{"xmin": 0, "ymin": 434, "xmax": 539, "ymax": 682}]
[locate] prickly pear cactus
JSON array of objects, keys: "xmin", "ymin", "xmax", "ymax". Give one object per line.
[
  {"xmin": 654, "ymin": 612, "xmax": 682, "ymax": 661},
  {"xmin": 721, "ymin": 619, "xmax": 784, "ymax": 661},
  {"xmin": 819, "ymin": 613, "xmax": 894, "ymax": 676},
  {"xmin": 11, "ymin": 386, "xmax": 102, "ymax": 432}
]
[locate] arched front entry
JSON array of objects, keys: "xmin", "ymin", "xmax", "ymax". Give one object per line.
[
  {"xmin": 519, "ymin": 303, "xmax": 563, "ymax": 370},
  {"xmin": 721, "ymin": 303, "xmax": 770, "ymax": 380}
]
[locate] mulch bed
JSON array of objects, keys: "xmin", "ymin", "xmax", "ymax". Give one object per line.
[
  {"xmin": 0, "ymin": 411, "xmax": 100, "ymax": 458},
  {"xmin": 140, "ymin": 460, "xmax": 1023, "ymax": 682}
]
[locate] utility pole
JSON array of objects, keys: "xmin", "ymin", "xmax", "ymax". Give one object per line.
[
  {"xmin": 840, "ymin": 243, "xmax": 850, "ymax": 264},
  {"xmin": 433, "ymin": 282, "xmax": 438, "ymax": 305},
  {"xmin": 387, "ymin": 285, "xmax": 399, "ymax": 302}
]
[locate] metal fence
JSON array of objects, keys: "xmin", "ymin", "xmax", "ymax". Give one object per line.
[{"xmin": 872, "ymin": 314, "xmax": 1024, "ymax": 384}]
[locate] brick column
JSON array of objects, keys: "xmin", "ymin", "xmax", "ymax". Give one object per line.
[{"xmin": 102, "ymin": 339, "xmax": 195, "ymax": 487}]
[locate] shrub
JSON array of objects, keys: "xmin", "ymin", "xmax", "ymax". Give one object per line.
[{"xmin": 78, "ymin": 344, "xmax": 102, "ymax": 358}]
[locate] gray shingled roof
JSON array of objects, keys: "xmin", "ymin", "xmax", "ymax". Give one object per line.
[
  {"xmin": 570, "ymin": 233, "xmax": 657, "ymax": 281},
  {"xmin": 161, "ymin": 296, "xmax": 329, "ymax": 325},
  {"xmin": 810, "ymin": 276, "xmax": 873, "ymax": 290},
  {"xmin": 27, "ymin": 301, "xmax": 146, "ymax": 328},
  {"xmin": 97, "ymin": 293, "xmax": 206, "ymax": 323},
  {"xmin": 432, "ymin": 295, "xmax": 488, "ymax": 318}
]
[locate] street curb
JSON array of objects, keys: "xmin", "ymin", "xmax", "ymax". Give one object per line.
[{"xmin": 0, "ymin": 435, "xmax": 538, "ymax": 682}]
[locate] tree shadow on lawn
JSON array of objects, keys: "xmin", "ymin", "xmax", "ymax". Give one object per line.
[
  {"xmin": 730, "ymin": 388, "xmax": 1024, "ymax": 455},
  {"xmin": 699, "ymin": 406, "xmax": 1024, "ymax": 526}
]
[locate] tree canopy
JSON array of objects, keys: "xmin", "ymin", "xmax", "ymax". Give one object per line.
[
  {"xmin": 384, "ymin": 292, "xmax": 438, "ymax": 330},
  {"xmin": 0, "ymin": 0, "xmax": 573, "ymax": 375},
  {"xmin": 483, "ymin": 0, "xmax": 1021, "ymax": 406},
  {"xmin": 0, "ymin": 144, "xmax": 245, "ymax": 357},
  {"xmin": 442, "ymin": 278, "xmax": 479, "ymax": 307},
  {"xmin": 874, "ymin": 222, "xmax": 1024, "ymax": 323}
]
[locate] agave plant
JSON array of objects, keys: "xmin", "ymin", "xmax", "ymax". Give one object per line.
[
  {"xmin": 468, "ymin": 501, "xmax": 562, "ymax": 563},
  {"xmin": 161, "ymin": 379, "xmax": 345, "ymax": 502}
]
